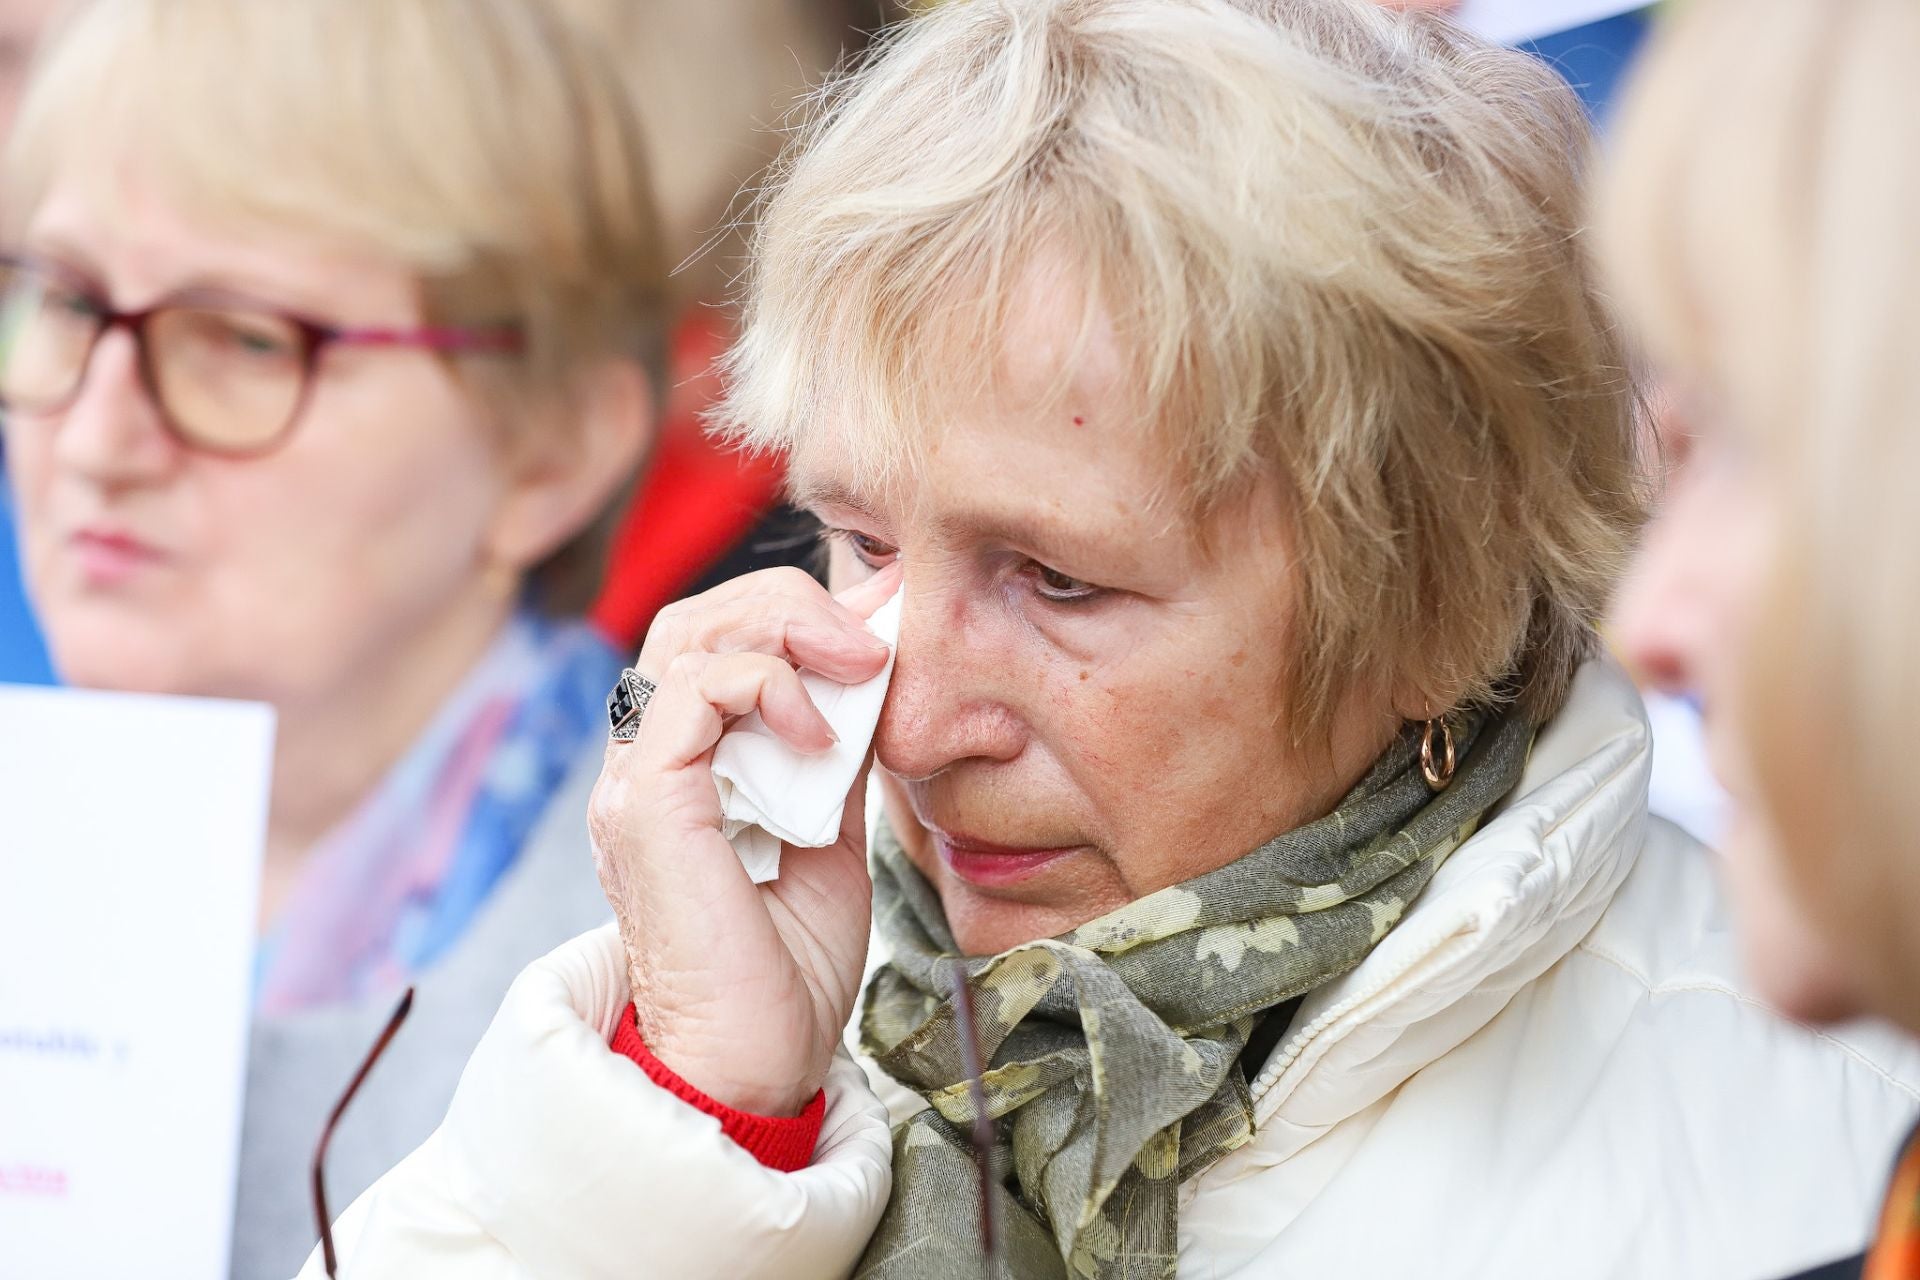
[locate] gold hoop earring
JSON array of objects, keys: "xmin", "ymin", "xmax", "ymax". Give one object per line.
[{"xmin": 1420, "ymin": 717, "xmax": 1456, "ymax": 791}]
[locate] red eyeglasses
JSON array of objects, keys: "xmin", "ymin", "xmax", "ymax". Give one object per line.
[
  {"xmin": 0, "ymin": 254, "xmax": 523, "ymax": 457},
  {"xmin": 311, "ymin": 987, "xmax": 414, "ymax": 1278}
]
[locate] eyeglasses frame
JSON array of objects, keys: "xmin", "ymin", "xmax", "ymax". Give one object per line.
[
  {"xmin": 311, "ymin": 985, "xmax": 415, "ymax": 1279},
  {"xmin": 0, "ymin": 252, "xmax": 524, "ymax": 458}
]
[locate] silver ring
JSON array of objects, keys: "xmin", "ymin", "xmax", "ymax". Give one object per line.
[{"xmin": 606, "ymin": 668, "xmax": 655, "ymax": 743}]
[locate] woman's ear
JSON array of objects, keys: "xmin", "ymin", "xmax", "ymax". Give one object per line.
[
  {"xmin": 1387, "ymin": 672, "xmax": 1453, "ymax": 725},
  {"xmin": 486, "ymin": 357, "xmax": 656, "ymax": 574}
]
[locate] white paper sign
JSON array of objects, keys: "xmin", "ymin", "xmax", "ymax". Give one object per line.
[
  {"xmin": 0, "ymin": 685, "xmax": 273, "ymax": 1280},
  {"xmin": 1455, "ymin": 0, "xmax": 1645, "ymax": 45}
]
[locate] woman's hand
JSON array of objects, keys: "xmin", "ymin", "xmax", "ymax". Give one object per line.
[{"xmin": 588, "ymin": 564, "xmax": 901, "ymax": 1117}]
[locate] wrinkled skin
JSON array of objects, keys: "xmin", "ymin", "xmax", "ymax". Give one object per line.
[{"xmin": 588, "ymin": 290, "xmax": 1402, "ymax": 1114}]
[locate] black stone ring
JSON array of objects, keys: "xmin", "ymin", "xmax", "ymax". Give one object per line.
[{"xmin": 606, "ymin": 668, "xmax": 656, "ymax": 743}]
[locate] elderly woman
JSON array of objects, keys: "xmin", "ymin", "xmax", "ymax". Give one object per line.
[
  {"xmin": 310, "ymin": 2, "xmax": 1920, "ymax": 1278},
  {"xmin": 0, "ymin": 0, "xmax": 661, "ymax": 1274},
  {"xmin": 1602, "ymin": 1, "xmax": 1920, "ymax": 1276}
]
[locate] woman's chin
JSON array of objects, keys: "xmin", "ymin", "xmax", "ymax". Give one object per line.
[
  {"xmin": 46, "ymin": 637, "xmax": 180, "ymax": 695},
  {"xmin": 44, "ymin": 623, "xmax": 232, "ymax": 700},
  {"xmin": 877, "ymin": 776, "xmax": 1128, "ymax": 953},
  {"xmin": 943, "ymin": 891, "xmax": 1086, "ymax": 956},
  {"xmin": 1745, "ymin": 939, "xmax": 1866, "ymax": 1026},
  {"xmin": 936, "ymin": 864, "xmax": 1130, "ymax": 956}
]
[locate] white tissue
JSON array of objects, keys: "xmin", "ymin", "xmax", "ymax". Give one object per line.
[{"xmin": 711, "ymin": 589, "xmax": 902, "ymax": 883}]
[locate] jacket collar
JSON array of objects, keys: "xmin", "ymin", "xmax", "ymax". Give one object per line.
[{"xmin": 1244, "ymin": 655, "xmax": 1652, "ymax": 1139}]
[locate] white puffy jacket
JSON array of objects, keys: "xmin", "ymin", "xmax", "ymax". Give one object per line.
[{"xmin": 307, "ymin": 660, "xmax": 1920, "ymax": 1279}]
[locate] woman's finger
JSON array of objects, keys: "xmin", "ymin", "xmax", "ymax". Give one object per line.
[
  {"xmin": 629, "ymin": 650, "xmax": 837, "ymax": 772},
  {"xmin": 835, "ymin": 560, "xmax": 903, "ymax": 620},
  {"xmin": 638, "ymin": 590, "xmax": 888, "ymax": 686},
  {"xmin": 666, "ymin": 565, "xmax": 867, "ymax": 629}
]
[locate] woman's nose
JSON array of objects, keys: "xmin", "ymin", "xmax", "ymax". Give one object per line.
[
  {"xmin": 48, "ymin": 327, "xmax": 180, "ymax": 484},
  {"xmin": 1614, "ymin": 499, "xmax": 1715, "ymax": 697},
  {"xmin": 872, "ymin": 582, "xmax": 1026, "ymax": 781}
]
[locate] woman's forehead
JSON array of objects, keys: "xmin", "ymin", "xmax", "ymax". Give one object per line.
[
  {"xmin": 785, "ymin": 256, "xmax": 1156, "ymax": 492},
  {"xmin": 24, "ymin": 164, "xmax": 422, "ymax": 322}
]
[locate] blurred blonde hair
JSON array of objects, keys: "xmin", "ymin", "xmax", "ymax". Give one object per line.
[
  {"xmin": 548, "ymin": 0, "xmax": 848, "ymax": 309},
  {"xmin": 3, "ymin": 0, "xmax": 669, "ymax": 613},
  {"xmin": 717, "ymin": 0, "xmax": 1644, "ymax": 732},
  {"xmin": 1600, "ymin": 0, "xmax": 1920, "ymax": 985}
]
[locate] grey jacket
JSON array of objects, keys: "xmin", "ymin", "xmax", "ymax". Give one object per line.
[{"xmin": 227, "ymin": 750, "xmax": 610, "ymax": 1280}]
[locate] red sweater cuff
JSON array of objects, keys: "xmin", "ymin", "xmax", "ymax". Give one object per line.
[{"xmin": 609, "ymin": 1003, "xmax": 825, "ymax": 1173}]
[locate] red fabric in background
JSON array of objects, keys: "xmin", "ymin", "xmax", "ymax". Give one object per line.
[{"xmin": 589, "ymin": 311, "xmax": 784, "ymax": 650}]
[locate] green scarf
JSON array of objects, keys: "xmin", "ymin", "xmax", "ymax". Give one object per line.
[{"xmin": 855, "ymin": 709, "xmax": 1533, "ymax": 1280}]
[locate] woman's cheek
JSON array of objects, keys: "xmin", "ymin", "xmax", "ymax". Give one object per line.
[
  {"xmin": 877, "ymin": 772, "xmax": 934, "ymax": 869},
  {"xmin": 1011, "ymin": 586, "xmax": 1155, "ymax": 672}
]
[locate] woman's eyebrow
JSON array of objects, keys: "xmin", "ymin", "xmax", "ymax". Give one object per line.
[
  {"xmin": 12, "ymin": 233, "xmax": 335, "ymax": 319},
  {"xmin": 787, "ymin": 475, "xmax": 876, "ymax": 517},
  {"xmin": 790, "ymin": 472, "xmax": 1160, "ymax": 576},
  {"xmin": 18, "ymin": 231, "xmax": 107, "ymax": 284}
]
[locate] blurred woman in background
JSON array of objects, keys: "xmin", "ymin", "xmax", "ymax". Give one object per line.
[
  {"xmin": 1603, "ymin": 1, "xmax": 1920, "ymax": 1276},
  {"xmin": 0, "ymin": 0, "xmax": 663, "ymax": 1273}
]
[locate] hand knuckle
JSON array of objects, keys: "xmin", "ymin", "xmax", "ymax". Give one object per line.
[
  {"xmin": 587, "ymin": 772, "xmax": 627, "ymax": 825},
  {"xmin": 665, "ymin": 649, "xmax": 708, "ymax": 684},
  {"xmin": 586, "ymin": 801, "xmax": 619, "ymax": 855},
  {"xmin": 648, "ymin": 612, "xmax": 689, "ymax": 653},
  {"xmin": 765, "ymin": 565, "xmax": 821, "ymax": 595}
]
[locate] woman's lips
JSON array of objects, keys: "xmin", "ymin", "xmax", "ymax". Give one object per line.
[
  {"xmin": 69, "ymin": 528, "xmax": 168, "ymax": 586},
  {"xmin": 934, "ymin": 831, "xmax": 1080, "ymax": 887}
]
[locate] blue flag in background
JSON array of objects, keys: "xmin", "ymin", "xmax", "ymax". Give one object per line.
[
  {"xmin": 0, "ymin": 440, "xmax": 53, "ymax": 686},
  {"xmin": 1521, "ymin": 8, "xmax": 1652, "ymax": 124}
]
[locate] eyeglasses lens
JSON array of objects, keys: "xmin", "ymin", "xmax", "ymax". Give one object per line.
[
  {"xmin": 0, "ymin": 261, "xmax": 99, "ymax": 412},
  {"xmin": 147, "ymin": 306, "xmax": 306, "ymax": 453},
  {"xmin": 0, "ymin": 261, "xmax": 307, "ymax": 453}
]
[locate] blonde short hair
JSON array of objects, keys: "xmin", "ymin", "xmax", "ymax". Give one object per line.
[
  {"xmin": 715, "ymin": 0, "xmax": 1644, "ymax": 731},
  {"xmin": 4, "ymin": 0, "xmax": 669, "ymax": 613},
  {"xmin": 1600, "ymin": 1, "xmax": 1920, "ymax": 922}
]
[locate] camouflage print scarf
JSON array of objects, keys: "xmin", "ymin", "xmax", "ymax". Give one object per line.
[{"xmin": 855, "ymin": 708, "xmax": 1533, "ymax": 1280}]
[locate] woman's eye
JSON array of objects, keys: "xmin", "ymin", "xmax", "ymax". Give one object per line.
[
  {"xmin": 827, "ymin": 528, "xmax": 897, "ymax": 569},
  {"xmin": 1031, "ymin": 563, "xmax": 1103, "ymax": 603},
  {"xmin": 223, "ymin": 324, "xmax": 295, "ymax": 359},
  {"xmin": 51, "ymin": 289, "xmax": 100, "ymax": 320}
]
